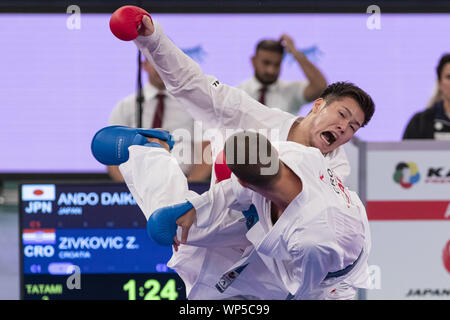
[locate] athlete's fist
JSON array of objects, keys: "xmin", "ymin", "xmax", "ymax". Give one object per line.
[
  {"xmin": 137, "ymin": 15, "xmax": 154, "ymax": 37},
  {"xmin": 109, "ymin": 5, "xmax": 153, "ymax": 41},
  {"xmin": 147, "ymin": 136, "xmax": 170, "ymax": 152}
]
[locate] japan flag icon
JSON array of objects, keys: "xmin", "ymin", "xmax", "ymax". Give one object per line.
[{"xmin": 21, "ymin": 184, "xmax": 56, "ymax": 201}]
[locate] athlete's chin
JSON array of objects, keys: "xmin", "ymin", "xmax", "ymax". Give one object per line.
[{"xmin": 314, "ymin": 140, "xmax": 344, "ymax": 155}]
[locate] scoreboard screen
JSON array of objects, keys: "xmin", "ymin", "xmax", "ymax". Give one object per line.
[{"xmin": 19, "ymin": 182, "xmax": 209, "ymax": 300}]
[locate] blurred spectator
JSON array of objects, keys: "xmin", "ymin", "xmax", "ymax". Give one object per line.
[
  {"xmin": 426, "ymin": 81, "xmax": 442, "ymax": 108},
  {"xmin": 403, "ymin": 54, "xmax": 450, "ymax": 140},
  {"xmin": 238, "ymin": 34, "xmax": 327, "ymax": 115},
  {"xmin": 108, "ymin": 59, "xmax": 211, "ymax": 182}
]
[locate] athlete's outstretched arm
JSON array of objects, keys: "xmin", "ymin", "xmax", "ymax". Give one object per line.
[
  {"xmin": 120, "ymin": 144, "xmax": 252, "ymax": 249},
  {"xmin": 133, "ymin": 16, "xmax": 293, "ymax": 131}
]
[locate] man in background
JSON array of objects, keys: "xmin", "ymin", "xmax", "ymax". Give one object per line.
[
  {"xmin": 238, "ymin": 34, "xmax": 327, "ymax": 115},
  {"xmin": 108, "ymin": 59, "xmax": 211, "ymax": 182}
]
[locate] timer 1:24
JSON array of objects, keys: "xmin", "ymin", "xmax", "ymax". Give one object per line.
[{"xmin": 123, "ymin": 278, "xmax": 179, "ymax": 300}]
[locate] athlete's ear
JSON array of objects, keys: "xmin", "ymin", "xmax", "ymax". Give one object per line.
[{"xmin": 311, "ymin": 98, "xmax": 326, "ymax": 113}]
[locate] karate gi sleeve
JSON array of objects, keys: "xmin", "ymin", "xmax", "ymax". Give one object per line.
[
  {"xmin": 186, "ymin": 174, "xmax": 253, "ymax": 228},
  {"xmin": 120, "ymin": 146, "xmax": 251, "ymax": 248},
  {"xmin": 119, "ymin": 145, "xmax": 190, "ymax": 220},
  {"xmin": 177, "ymin": 175, "xmax": 254, "ymax": 248},
  {"xmin": 133, "ymin": 21, "xmax": 292, "ymax": 131}
]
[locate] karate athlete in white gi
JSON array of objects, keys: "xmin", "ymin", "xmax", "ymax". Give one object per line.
[
  {"xmin": 170, "ymin": 131, "xmax": 372, "ymax": 300},
  {"xmin": 92, "ymin": 125, "xmax": 286, "ymax": 299},
  {"xmin": 92, "ymin": 128, "xmax": 371, "ymax": 300},
  {"xmin": 98, "ymin": 10, "xmax": 375, "ymax": 299}
]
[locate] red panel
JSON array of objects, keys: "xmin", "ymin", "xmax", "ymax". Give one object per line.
[{"xmin": 366, "ymin": 201, "xmax": 450, "ymax": 220}]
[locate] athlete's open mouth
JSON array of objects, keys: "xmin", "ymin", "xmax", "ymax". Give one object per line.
[{"xmin": 321, "ymin": 131, "xmax": 337, "ymax": 146}]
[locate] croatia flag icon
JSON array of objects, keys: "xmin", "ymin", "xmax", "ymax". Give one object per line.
[{"xmin": 22, "ymin": 229, "xmax": 56, "ymax": 245}]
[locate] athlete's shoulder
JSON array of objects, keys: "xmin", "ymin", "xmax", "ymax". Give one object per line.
[{"xmin": 278, "ymin": 141, "xmax": 323, "ymax": 159}]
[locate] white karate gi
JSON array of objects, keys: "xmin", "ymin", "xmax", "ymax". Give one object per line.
[
  {"xmin": 187, "ymin": 141, "xmax": 372, "ymax": 300},
  {"xmin": 120, "ymin": 20, "xmax": 369, "ymax": 299},
  {"xmin": 120, "ymin": 140, "xmax": 371, "ymax": 300},
  {"xmin": 120, "ymin": 145, "xmax": 287, "ymax": 299}
]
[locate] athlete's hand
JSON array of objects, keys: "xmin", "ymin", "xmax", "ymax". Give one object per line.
[
  {"xmin": 137, "ymin": 15, "xmax": 154, "ymax": 36},
  {"xmin": 173, "ymin": 207, "xmax": 196, "ymax": 251},
  {"xmin": 146, "ymin": 128, "xmax": 170, "ymax": 151},
  {"xmin": 109, "ymin": 6, "xmax": 153, "ymax": 41},
  {"xmin": 147, "ymin": 137, "xmax": 170, "ymax": 152}
]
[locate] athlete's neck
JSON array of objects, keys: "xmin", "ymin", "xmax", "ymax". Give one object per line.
[
  {"xmin": 287, "ymin": 117, "xmax": 310, "ymax": 147},
  {"xmin": 254, "ymin": 162, "xmax": 302, "ymax": 216}
]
